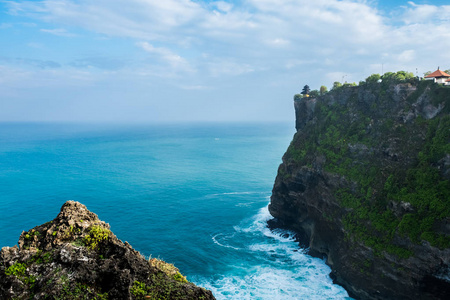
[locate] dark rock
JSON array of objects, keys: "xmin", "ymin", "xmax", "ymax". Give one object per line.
[
  {"xmin": 270, "ymin": 81, "xmax": 450, "ymax": 299},
  {"xmin": 295, "ymin": 97, "xmax": 317, "ymax": 131},
  {"xmin": 0, "ymin": 201, "xmax": 215, "ymax": 300}
]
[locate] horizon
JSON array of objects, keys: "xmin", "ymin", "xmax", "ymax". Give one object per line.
[{"xmin": 1, "ymin": 0, "xmax": 449, "ymax": 123}]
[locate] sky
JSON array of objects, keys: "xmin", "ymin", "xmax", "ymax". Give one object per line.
[{"xmin": 1, "ymin": 0, "xmax": 449, "ymax": 123}]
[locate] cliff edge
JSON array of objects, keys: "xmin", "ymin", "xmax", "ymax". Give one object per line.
[
  {"xmin": 269, "ymin": 79, "xmax": 450, "ymax": 299},
  {"xmin": 0, "ymin": 201, "xmax": 215, "ymax": 300}
]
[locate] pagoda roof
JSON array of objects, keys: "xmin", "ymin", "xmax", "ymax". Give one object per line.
[{"xmin": 425, "ymin": 68, "xmax": 450, "ymax": 78}]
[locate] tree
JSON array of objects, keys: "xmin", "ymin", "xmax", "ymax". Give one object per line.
[
  {"xmin": 294, "ymin": 94, "xmax": 302, "ymax": 101},
  {"xmin": 395, "ymin": 71, "xmax": 414, "ymax": 81},
  {"xmin": 332, "ymin": 81, "xmax": 342, "ymax": 90},
  {"xmin": 366, "ymin": 73, "xmax": 381, "ymax": 83},
  {"xmin": 309, "ymin": 90, "xmax": 319, "ymax": 98},
  {"xmin": 382, "ymin": 71, "xmax": 414, "ymax": 83},
  {"xmin": 319, "ymin": 85, "xmax": 328, "ymax": 95},
  {"xmin": 301, "ymin": 85, "xmax": 310, "ymax": 96}
]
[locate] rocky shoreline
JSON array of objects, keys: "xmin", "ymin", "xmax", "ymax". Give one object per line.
[{"xmin": 0, "ymin": 201, "xmax": 215, "ymax": 300}]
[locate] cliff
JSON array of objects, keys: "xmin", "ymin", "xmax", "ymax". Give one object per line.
[
  {"xmin": 0, "ymin": 201, "xmax": 215, "ymax": 300},
  {"xmin": 269, "ymin": 79, "xmax": 450, "ymax": 299}
]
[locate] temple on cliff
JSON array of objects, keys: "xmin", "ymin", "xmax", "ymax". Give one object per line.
[{"xmin": 425, "ymin": 67, "xmax": 450, "ymax": 85}]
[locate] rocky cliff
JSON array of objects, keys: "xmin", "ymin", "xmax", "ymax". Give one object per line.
[
  {"xmin": 0, "ymin": 201, "xmax": 215, "ymax": 300},
  {"xmin": 269, "ymin": 78, "xmax": 450, "ymax": 299}
]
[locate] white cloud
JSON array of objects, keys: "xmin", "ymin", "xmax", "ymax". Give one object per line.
[
  {"xmin": 265, "ymin": 38, "xmax": 290, "ymax": 47},
  {"xmin": 40, "ymin": 28, "xmax": 76, "ymax": 37},
  {"xmin": 326, "ymin": 71, "xmax": 349, "ymax": 84},
  {"xmin": 0, "ymin": 64, "xmax": 96, "ymax": 92},
  {"xmin": 403, "ymin": 2, "xmax": 450, "ymax": 24},
  {"xmin": 180, "ymin": 85, "xmax": 210, "ymax": 90},
  {"xmin": 397, "ymin": 49, "xmax": 416, "ymax": 63},
  {"xmin": 285, "ymin": 59, "xmax": 315, "ymax": 69},
  {"xmin": 2, "ymin": 0, "xmax": 450, "ymax": 122},
  {"xmin": 0, "ymin": 23, "xmax": 13, "ymax": 29},
  {"xmin": 211, "ymin": 1, "xmax": 233, "ymax": 13},
  {"xmin": 27, "ymin": 42, "xmax": 44, "ymax": 49},
  {"xmin": 12, "ymin": 0, "xmax": 204, "ymax": 41},
  {"xmin": 207, "ymin": 59, "xmax": 255, "ymax": 77},
  {"xmin": 4, "ymin": 1, "xmax": 450, "ymax": 77},
  {"xmin": 137, "ymin": 42, "xmax": 194, "ymax": 73}
]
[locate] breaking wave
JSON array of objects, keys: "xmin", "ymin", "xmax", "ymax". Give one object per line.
[{"xmin": 196, "ymin": 206, "xmax": 352, "ymax": 300}]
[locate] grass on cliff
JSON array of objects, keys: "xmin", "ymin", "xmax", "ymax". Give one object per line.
[
  {"xmin": 131, "ymin": 274, "xmax": 206, "ymax": 300},
  {"xmin": 83, "ymin": 225, "xmax": 110, "ymax": 250},
  {"xmin": 286, "ymin": 79, "xmax": 450, "ymax": 257}
]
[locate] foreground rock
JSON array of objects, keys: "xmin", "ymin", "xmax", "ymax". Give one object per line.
[
  {"xmin": 269, "ymin": 78, "xmax": 450, "ymax": 299},
  {"xmin": 0, "ymin": 201, "xmax": 215, "ymax": 300}
]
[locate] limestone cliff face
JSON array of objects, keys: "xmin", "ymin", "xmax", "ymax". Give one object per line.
[
  {"xmin": 0, "ymin": 201, "xmax": 215, "ymax": 300},
  {"xmin": 269, "ymin": 80, "xmax": 450, "ymax": 299}
]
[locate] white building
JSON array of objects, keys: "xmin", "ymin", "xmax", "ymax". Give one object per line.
[{"xmin": 425, "ymin": 68, "xmax": 450, "ymax": 84}]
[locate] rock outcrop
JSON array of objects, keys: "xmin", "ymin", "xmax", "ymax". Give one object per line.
[
  {"xmin": 269, "ymin": 79, "xmax": 450, "ymax": 299},
  {"xmin": 0, "ymin": 201, "xmax": 215, "ymax": 300}
]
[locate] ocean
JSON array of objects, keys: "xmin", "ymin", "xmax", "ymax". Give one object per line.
[{"xmin": 0, "ymin": 122, "xmax": 351, "ymax": 299}]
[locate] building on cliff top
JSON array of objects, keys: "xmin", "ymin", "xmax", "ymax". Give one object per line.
[{"xmin": 425, "ymin": 67, "xmax": 450, "ymax": 84}]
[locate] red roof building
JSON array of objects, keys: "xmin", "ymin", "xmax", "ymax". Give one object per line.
[{"xmin": 425, "ymin": 68, "xmax": 450, "ymax": 84}]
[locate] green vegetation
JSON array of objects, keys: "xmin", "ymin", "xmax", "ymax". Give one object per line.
[
  {"xmin": 309, "ymin": 89, "xmax": 319, "ymax": 97},
  {"xmin": 287, "ymin": 77, "xmax": 450, "ymax": 257},
  {"xmin": 173, "ymin": 271, "xmax": 188, "ymax": 283},
  {"xmin": 56, "ymin": 275, "xmax": 108, "ymax": 300},
  {"xmin": 130, "ymin": 281, "xmax": 151, "ymax": 299},
  {"xmin": 130, "ymin": 274, "xmax": 192, "ymax": 300},
  {"xmin": 29, "ymin": 250, "xmax": 53, "ymax": 265},
  {"xmin": 386, "ymin": 116, "xmax": 450, "ymax": 248},
  {"xmin": 24, "ymin": 229, "xmax": 41, "ymax": 240},
  {"xmin": 300, "ymin": 71, "xmax": 418, "ymax": 95},
  {"xmin": 5, "ymin": 262, "xmax": 27, "ymax": 277},
  {"xmin": 365, "ymin": 73, "xmax": 381, "ymax": 83},
  {"xmin": 64, "ymin": 225, "xmax": 82, "ymax": 239},
  {"xmin": 5, "ymin": 262, "xmax": 36, "ymax": 288},
  {"xmin": 83, "ymin": 225, "xmax": 110, "ymax": 250},
  {"xmin": 320, "ymin": 85, "xmax": 328, "ymax": 95},
  {"xmin": 332, "ymin": 81, "xmax": 342, "ymax": 89},
  {"xmin": 149, "ymin": 258, "xmax": 188, "ymax": 283},
  {"xmin": 381, "ymin": 71, "xmax": 415, "ymax": 83}
]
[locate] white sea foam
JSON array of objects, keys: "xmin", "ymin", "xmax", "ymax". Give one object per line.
[
  {"xmin": 200, "ymin": 265, "xmax": 350, "ymax": 300},
  {"xmin": 235, "ymin": 202, "xmax": 255, "ymax": 207},
  {"xmin": 212, "ymin": 233, "xmax": 242, "ymax": 251},
  {"xmin": 199, "ymin": 205, "xmax": 352, "ymax": 300},
  {"xmin": 207, "ymin": 191, "xmax": 267, "ymax": 197}
]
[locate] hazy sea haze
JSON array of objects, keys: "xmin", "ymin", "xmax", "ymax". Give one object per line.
[{"xmin": 0, "ymin": 122, "xmax": 351, "ymax": 299}]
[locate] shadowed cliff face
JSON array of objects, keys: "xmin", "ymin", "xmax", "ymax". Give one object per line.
[
  {"xmin": 0, "ymin": 201, "xmax": 215, "ymax": 300},
  {"xmin": 269, "ymin": 80, "xmax": 450, "ymax": 300}
]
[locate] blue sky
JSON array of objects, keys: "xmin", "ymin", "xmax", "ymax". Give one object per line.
[{"xmin": 1, "ymin": 0, "xmax": 449, "ymax": 123}]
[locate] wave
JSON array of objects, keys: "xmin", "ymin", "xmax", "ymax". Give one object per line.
[
  {"xmin": 197, "ymin": 206, "xmax": 352, "ymax": 300},
  {"xmin": 207, "ymin": 191, "xmax": 268, "ymax": 197},
  {"xmin": 212, "ymin": 233, "xmax": 242, "ymax": 251},
  {"xmin": 199, "ymin": 266, "xmax": 349, "ymax": 300}
]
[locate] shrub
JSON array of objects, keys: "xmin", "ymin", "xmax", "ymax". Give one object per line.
[{"xmin": 83, "ymin": 226, "xmax": 110, "ymax": 250}]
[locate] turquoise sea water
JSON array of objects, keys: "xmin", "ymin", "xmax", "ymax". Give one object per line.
[{"xmin": 0, "ymin": 122, "xmax": 350, "ymax": 299}]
